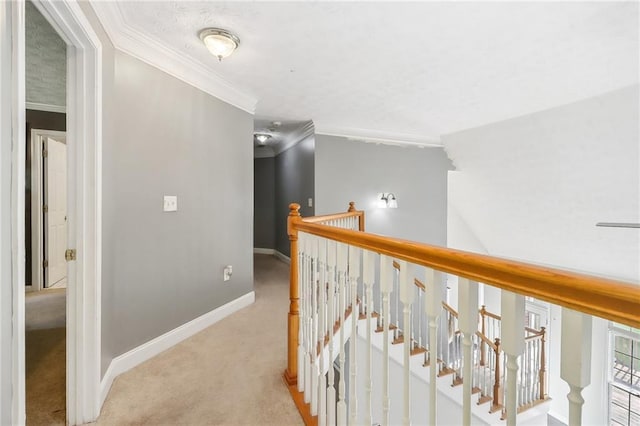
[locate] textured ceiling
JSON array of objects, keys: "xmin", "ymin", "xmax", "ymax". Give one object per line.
[{"xmin": 108, "ymin": 1, "xmax": 638, "ymax": 143}]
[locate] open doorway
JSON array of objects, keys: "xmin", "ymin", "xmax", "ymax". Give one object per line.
[
  {"xmin": 3, "ymin": 0, "xmax": 102, "ymax": 423},
  {"xmin": 24, "ymin": 1, "xmax": 67, "ymax": 423}
]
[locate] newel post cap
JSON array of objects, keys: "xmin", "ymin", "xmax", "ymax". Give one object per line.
[
  {"xmin": 289, "ymin": 203, "xmax": 301, "ymax": 217},
  {"xmin": 348, "ymin": 201, "xmax": 356, "ymax": 212}
]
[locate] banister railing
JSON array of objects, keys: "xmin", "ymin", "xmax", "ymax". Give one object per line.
[{"xmin": 284, "ymin": 202, "xmax": 640, "ymax": 426}]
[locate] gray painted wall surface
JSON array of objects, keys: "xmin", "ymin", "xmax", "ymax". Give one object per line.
[
  {"xmin": 274, "ymin": 135, "xmax": 315, "ymax": 256},
  {"xmin": 315, "ymin": 135, "xmax": 453, "ymax": 247},
  {"xmin": 100, "ymin": 51, "xmax": 254, "ymax": 374},
  {"xmin": 25, "ymin": 1, "xmax": 66, "ymax": 107},
  {"xmin": 254, "ymin": 157, "xmax": 276, "ymax": 249}
]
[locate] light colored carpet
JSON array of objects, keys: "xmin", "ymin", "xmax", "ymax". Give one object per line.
[
  {"xmin": 25, "ymin": 288, "xmax": 67, "ymax": 425},
  {"xmin": 26, "ymin": 288, "xmax": 66, "ymax": 330},
  {"xmin": 95, "ymin": 254, "xmax": 303, "ymax": 426}
]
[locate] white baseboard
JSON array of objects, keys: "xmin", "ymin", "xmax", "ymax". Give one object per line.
[
  {"xmin": 99, "ymin": 291, "xmax": 255, "ymax": 408},
  {"xmin": 253, "ymin": 248, "xmax": 275, "ymax": 255},
  {"xmin": 274, "ymin": 250, "xmax": 290, "ymax": 264}
]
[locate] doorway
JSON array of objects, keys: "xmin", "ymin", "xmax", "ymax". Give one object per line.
[
  {"xmin": 2, "ymin": 0, "xmax": 103, "ymax": 424},
  {"xmin": 28, "ymin": 128, "xmax": 68, "ymax": 292}
]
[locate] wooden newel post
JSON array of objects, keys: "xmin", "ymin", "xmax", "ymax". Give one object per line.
[
  {"xmin": 493, "ymin": 338, "xmax": 502, "ymax": 410},
  {"xmin": 284, "ymin": 203, "xmax": 302, "ymax": 386},
  {"xmin": 347, "ymin": 201, "xmax": 365, "ymax": 231},
  {"xmin": 539, "ymin": 327, "xmax": 547, "ymax": 400}
]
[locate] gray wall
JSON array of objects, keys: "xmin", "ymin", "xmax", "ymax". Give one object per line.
[
  {"xmin": 274, "ymin": 134, "xmax": 315, "ymax": 256},
  {"xmin": 100, "ymin": 51, "xmax": 254, "ymax": 374},
  {"xmin": 315, "ymin": 135, "xmax": 453, "ymax": 246},
  {"xmin": 254, "ymin": 157, "xmax": 275, "ymax": 249},
  {"xmin": 25, "ymin": 1, "xmax": 66, "ymax": 107}
]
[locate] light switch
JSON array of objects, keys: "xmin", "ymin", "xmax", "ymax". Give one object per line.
[
  {"xmin": 308, "ymin": 198, "xmax": 313, "ymax": 208},
  {"xmin": 163, "ymin": 195, "xmax": 178, "ymax": 212}
]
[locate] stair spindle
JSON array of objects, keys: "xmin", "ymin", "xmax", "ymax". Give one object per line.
[
  {"xmin": 348, "ymin": 245, "xmax": 360, "ymax": 426},
  {"xmin": 363, "ymin": 250, "xmax": 375, "ymax": 426},
  {"xmin": 336, "ymin": 242, "xmax": 347, "ymax": 426},
  {"xmin": 327, "ymin": 240, "xmax": 337, "ymax": 425},
  {"xmin": 380, "ymin": 255, "xmax": 393, "ymax": 426},
  {"xmin": 318, "ymin": 237, "xmax": 327, "ymax": 426},
  {"xmin": 398, "ymin": 260, "xmax": 415, "ymax": 426},
  {"xmin": 458, "ymin": 277, "xmax": 478, "ymax": 426},
  {"xmin": 501, "ymin": 290, "xmax": 525, "ymax": 426}
]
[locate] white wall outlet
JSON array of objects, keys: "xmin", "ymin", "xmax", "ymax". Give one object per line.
[
  {"xmin": 223, "ymin": 265, "xmax": 233, "ymax": 282},
  {"xmin": 308, "ymin": 198, "xmax": 313, "ymax": 207},
  {"xmin": 163, "ymin": 195, "xmax": 177, "ymax": 212}
]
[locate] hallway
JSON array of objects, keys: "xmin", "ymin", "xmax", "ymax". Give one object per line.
[{"xmin": 95, "ymin": 254, "xmax": 302, "ymax": 425}]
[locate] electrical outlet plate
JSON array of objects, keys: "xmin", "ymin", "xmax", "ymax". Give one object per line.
[
  {"xmin": 163, "ymin": 195, "xmax": 177, "ymax": 212},
  {"xmin": 223, "ymin": 265, "xmax": 232, "ymax": 282}
]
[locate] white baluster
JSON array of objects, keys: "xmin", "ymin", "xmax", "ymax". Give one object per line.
[
  {"xmin": 298, "ymin": 234, "xmax": 306, "ymax": 394},
  {"xmin": 501, "ymin": 290, "xmax": 524, "ymax": 426},
  {"xmin": 457, "ymin": 278, "xmax": 478, "ymax": 426},
  {"xmin": 380, "ymin": 255, "xmax": 393, "ymax": 426},
  {"xmin": 424, "ymin": 282, "xmax": 441, "ymax": 400},
  {"xmin": 318, "ymin": 238, "xmax": 327, "ymax": 426},
  {"xmin": 398, "ymin": 261, "xmax": 415, "ymax": 426},
  {"xmin": 363, "ymin": 250, "xmax": 375, "ymax": 426},
  {"xmin": 327, "ymin": 240, "xmax": 337, "ymax": 425},
  {"xmin": 310, "ymin": 236, "xmax": 319, "ymax": 416},
  {"xmin": 336, "ymin": 242, "xmax": 348, "ymax": 426},
  {"xmin": 304, "ymin": 235, "xmax": 312, "ymax": 404},
  {"xmin": 348, "ymin": 245, "xmax": 360, "ymax": 426},
  {"xmin": 561, "ymin": 308, "xmax": 592, "ymax": 426}
]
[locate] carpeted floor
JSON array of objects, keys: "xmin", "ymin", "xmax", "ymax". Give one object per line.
[
  {"xmin": 95, "ymin": 254, "xmax": 303, "ymax": 425},
  {"xmin": 25, "ymin": 288, "xmax": 67, "ymax": 425}
]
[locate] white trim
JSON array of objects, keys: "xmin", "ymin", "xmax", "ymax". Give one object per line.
[
  {"xmin": 10, "ymin": 2, "xmax": 26, "ymax": 423},
  {"xmin": 100, "ymin": 291, "xmax": 256, "ymax": 407},
  {"xmin": 253, "ymin": 248, "xmax": 276, "ymax": 255},
  {"xmin": 91, "ymin": 2, "xmax": 257, "ymax": 115},
  {"xmin": 25, "ymin": 101, "xmax": 66, "ymax": 113},
  {"xmin": 22, "ymin": 1, "xmax": 103, "ymax": 423},
  {"xmin": 274, "ymin": 250, "xmax": 291, "ymax": 265},
  {"xmin": 272, "ymin": 121, "xmax": 315, "ymax": 155},
  {"xmin": 315, "ymin": 125, "xmax": 443, "ymax": 148},
  {"xmin": 30, "ymin": 129, "xmax": 66, "ymax": 292}
]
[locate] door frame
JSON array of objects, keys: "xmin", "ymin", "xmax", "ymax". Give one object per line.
[
  {"xmin": 5, "ymin": 1, "xmax": 103, "ymax": 424},
  {"xmin": 29, "ymin": 129, "xmax": 66, "ymax": 292}
]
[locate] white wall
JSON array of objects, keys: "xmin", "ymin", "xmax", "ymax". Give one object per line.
[
  {"xmin": 444, "ymin": 86, "xmax": 639, "ymax": 282},
  {"xmin": 443, "ymin": 86, "xmax": 639, "ymax": 425}
]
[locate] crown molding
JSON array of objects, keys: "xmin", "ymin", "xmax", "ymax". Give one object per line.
[
  {"xmin": 273, "ymin": 120, "xmax": 315, "ymax": 155},
  {"xmin": 315, "ymin": 125, "xmax": 442, "ymax": 148},
  {"xmin": 91, "ymin": 2, "xmax": 257, "ymax": 114}
]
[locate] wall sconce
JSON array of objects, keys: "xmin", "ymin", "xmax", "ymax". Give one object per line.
[{"xmin": 377, "ymin": 193, "xmax": 398, "ymax": 209}]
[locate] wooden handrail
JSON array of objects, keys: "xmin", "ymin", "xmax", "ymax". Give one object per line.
[
  {"xmin": 476, "ymin": 331, "xmax": 498, "ymax": 351},
  {"xmin": 442, "ymin": 302, "xmax": 459, "ymax": 318},
  {"xmin": 291, "ymin": 218, "xmax": 640, "ymax": 328},
  {"xmin": 301, "ymin": 201, "xmax": 365, "ymax": 231}
]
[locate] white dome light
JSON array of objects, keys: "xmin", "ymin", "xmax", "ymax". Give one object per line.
[{"xmin": 199, "ymin": 28, "xmax": 240, "ymax": 61}]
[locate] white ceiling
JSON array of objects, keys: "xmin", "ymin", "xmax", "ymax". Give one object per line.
[{"xmin": 96, "ymin": 1, "xmax": 638, "ymax": 145}]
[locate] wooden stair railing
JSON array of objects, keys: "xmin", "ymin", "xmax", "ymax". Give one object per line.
[{"xmin": 284, "ymin": 202, "xmax": 640, "ymax": 426}]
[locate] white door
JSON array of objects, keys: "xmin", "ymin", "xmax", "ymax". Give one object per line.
[{"xmin": 44, "ymin": 136, "xmax": 67, "ymax": 288}]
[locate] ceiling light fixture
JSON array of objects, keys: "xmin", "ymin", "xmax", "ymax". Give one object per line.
[
  {"xmin": 199, "ymin": 28, "xmax": 240, "ymax": 61},
  {"xmin": 255, "ymin": 133, "xmax": 271, "ymax": 145}
]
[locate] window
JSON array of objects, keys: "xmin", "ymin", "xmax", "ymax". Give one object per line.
[{"xmin": 609, "ymin": 326, "xmax": 640, "ymax": 426}]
